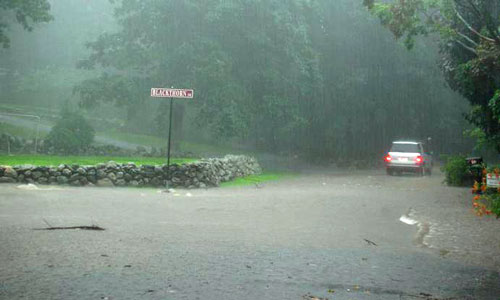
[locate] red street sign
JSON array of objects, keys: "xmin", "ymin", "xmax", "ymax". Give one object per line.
[{"xmin": 151, "ymin": 88, "xmax": 194, "ymax": 98}]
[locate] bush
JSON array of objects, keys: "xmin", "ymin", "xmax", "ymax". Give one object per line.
[
  {"xmin": 442, "ymin": 155, "xmax": 470, "ymax": 186},
  {"xmin": 45, "ymin": 111, "xmax": 95, "ymax": 154}
]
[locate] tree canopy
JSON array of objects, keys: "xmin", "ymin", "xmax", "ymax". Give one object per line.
[
  {"xmin": 0, "ymin": 0, "xmax": 53, "ymax": 48},
  {"xmin": 364, "ymin": 0, "xmax": 500, "ymax": 151},
  {"xmin": 75, "ymin": 0, "xmax": 471, "ymax": 162}
]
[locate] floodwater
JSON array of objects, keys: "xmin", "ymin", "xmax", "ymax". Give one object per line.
[{"xmin": 0, "ymin": 169, "xmax": 499, "ymax": 299}]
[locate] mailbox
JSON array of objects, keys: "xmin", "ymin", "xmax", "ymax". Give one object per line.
[{"xmin": 466, "ymin": 157, "xmax": 483, "ymax": 166}]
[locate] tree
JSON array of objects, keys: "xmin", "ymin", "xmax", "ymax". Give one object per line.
[
  {"xmin": 363, "ymin": 0, "xmax": 500, "ymax": 151},
  {"xmin": 0, "ymin": 0, "xmax": 53, "ymax": 48},
  {"xmin": 75, "ymin": 0, "xmax": 320, "ymax": 150},
  {"xmin": 75, "ymin": 0, "xmax": 470, "ymax": 161},
  {"xmin": 44, "ymin": 109, "xmax": 95, "ymax": 154}
]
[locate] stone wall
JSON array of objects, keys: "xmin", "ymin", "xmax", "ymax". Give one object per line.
[{"xmin": 0, "ymin": 155, "xmax": 261, "ymax": 188}]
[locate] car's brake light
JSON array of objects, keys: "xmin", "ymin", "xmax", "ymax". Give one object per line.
[
  {"xmin": 384, "ymin": 155, "xmax": 392, "ymax": 162},
  {"xmin": 415, "ymin": 156, "xmax": 423, "ymax": 164}
]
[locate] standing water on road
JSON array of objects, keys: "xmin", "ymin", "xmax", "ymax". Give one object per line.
[{"xmin": 1, "ymin": 0, "xmax": 500, "ymax": 299}]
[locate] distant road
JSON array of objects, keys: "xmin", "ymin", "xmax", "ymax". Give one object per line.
[
  {"xmin": 0, "ymin": 114, "xmax": 147, "ymax": 150},
  {"xmin": 0, "ymin": 169, "xmax": 498, "ymax": 299}
]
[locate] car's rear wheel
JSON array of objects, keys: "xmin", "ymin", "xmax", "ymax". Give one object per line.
[{"xmin": 386, "ymin": 168, "xmax": 394, "ymax": 176}]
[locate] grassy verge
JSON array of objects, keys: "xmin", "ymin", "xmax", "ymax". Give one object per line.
[
  {"xmin": 0, "ymin": 155, "xmax": 196, "ymax": 166},
  {"xmin": 0, "ymin": 122, "xmax": 47, "ymax": 139},
  {"xmin": 100, "ymin": 130, "xmax": 166, "ymax": 148},
  {"xmin": 180, "ymin": 140, "xmax": 247, "ymax": 156},
  {"xmin": 220, "ymin": 172, "xmax": 297, "ymax": 188},
  {"xmin": 101, "ymin": 130, "xmax": 245, "ymax": 156},
  {"xmin": 0, "ymin": 103, "xmax": 59, "ymax": 117}
]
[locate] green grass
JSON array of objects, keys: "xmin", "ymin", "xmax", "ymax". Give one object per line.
[
  {"xmin": 0, "ymin": 103, "xmax": 58, "ymax": 115},
  {"xmin": 220, "ymin": 172, "xmax": 296, "ymax": 187},
  {"xmin": 0, "ymin": 155, "xmax": 196, "ymax": 167},
  {"xmin": 180, "ymin": 140, "xmax": 245, "ymax": 156},
  {"xmin": 101, "ymin": 130, "xmax": 246, "ymax": 156},
  {"xmin": 0, "ymin": 122, "xmax": 47, "ymax": 139},
  {"xmin": 100, "ymin": 130, "xmax": 166, "ymax": 148}
]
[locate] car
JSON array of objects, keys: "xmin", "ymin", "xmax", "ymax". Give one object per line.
[{"xmin": 384, "ymin": 141, "xmax": 432, "ymax": 176}]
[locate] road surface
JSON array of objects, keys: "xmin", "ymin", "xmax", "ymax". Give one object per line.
[{"xmin": 0, "ymin": 169, "xmax": 499, "ymax": 299}]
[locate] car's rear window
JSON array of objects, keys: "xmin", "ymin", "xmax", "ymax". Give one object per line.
[{"xmin": 390, "ymin": 143, "xmax": 420, "ymax": 153}]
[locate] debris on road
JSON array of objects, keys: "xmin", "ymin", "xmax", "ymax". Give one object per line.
[
  {"xmin": 302, "ymin": 294, "xmax": 328, "ymax": 300},
  {"xmin": 33, "ymin": 219, "xmax": 105, "ymax": 231},
  {"xmin": 363, "ymin": 238, "xmax": 378, "ymax": 246},
  {"xmin": 34, "ymin": 225, "xmax": 105, "ymax": 231}
]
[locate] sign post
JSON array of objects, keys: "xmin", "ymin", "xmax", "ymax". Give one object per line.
[{"xmin": 151, "ymin": 88, "xmax": 194, "ymax": 189}]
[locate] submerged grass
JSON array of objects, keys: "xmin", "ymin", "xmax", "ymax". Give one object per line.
[
  {"xmin": 220, "ymin": 172, "xmax": 296, "ymax": 187},
  {"xmin": 0, "ymin": 155, "xmax": 196, "ymax": 166}
]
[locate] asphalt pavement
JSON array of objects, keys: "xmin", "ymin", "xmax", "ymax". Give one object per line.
[{"xmin": 0, "ymin": 169, "xmax": 499, "ymax": 299}]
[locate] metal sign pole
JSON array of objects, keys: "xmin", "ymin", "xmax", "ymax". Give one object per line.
[
  {"xmin": 166, "ymin": 98, "xmax": 174, "ymax": 189},
  {"xmin": 150, "ymin": 87, "xmax": 194, "ymax": 190}
]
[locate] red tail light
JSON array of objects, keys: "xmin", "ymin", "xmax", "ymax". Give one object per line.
[
  {"xmin": 384, "ymin": 154, "xmax": 392, "ymax": 162},
  {"xmin": 415, "ymin": 156, "xmax": 423, "ymax": 164}
]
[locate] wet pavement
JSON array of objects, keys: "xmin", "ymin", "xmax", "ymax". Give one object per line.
[{"xmin": 0, "ymin": 169, "xmax": 499, "ymax": 299}]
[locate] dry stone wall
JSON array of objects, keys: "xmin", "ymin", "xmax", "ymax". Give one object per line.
[{"xmin": 0, "ymin": 155, "xmax": 261, "ymax": 188}]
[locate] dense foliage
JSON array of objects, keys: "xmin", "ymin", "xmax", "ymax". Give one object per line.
[
  {"xmin": 0, "ymin": 0, "xmax": 53, "ymax": 48},
  {"xmin": 472, "ymin": 167, "xmax": 500, "ymax": 218},
  {"xmin": 45, "ymin": 110, "xmax": 95, "ymax": 154},
  {"xmin": 73, "ymin": 0, "xmax": 469, "ymax": 162},
  {"xmin": 442, "ymin": 155, "xmax": 470, "ymax": 186},
  {"xmin": 364, "ymin": 0, "xmax": 500, "ymax": 152}
]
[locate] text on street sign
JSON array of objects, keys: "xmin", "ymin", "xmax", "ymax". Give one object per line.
[{"xmin": 151, "ymin": 88, "xmax": 194, "ymax": 98}]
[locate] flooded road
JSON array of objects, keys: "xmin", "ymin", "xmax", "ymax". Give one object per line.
[{"xmin": 0, "ymin": 169, "xmax": 499, "ymax": 299}]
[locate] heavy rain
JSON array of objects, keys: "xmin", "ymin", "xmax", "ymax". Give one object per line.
[{"xmin": 0, "ymin": 0, "xmax": 499, "ymax": 299}]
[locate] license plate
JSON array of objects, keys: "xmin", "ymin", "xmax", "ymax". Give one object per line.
[{"xmin": 398, "ymin": 157, "xmax": 408, "ymax": 162}]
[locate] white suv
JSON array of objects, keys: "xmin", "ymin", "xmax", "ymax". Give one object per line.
[{"xmin": 384, "ymin": 141, "xmax": 432, "ymax": 176}]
